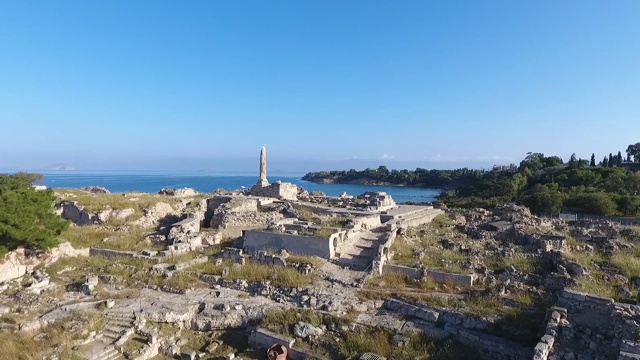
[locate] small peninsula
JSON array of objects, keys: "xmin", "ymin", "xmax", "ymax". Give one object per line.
[{"xmin": 304, "ymin": 143, "xmax": 640, "ymax": 217}]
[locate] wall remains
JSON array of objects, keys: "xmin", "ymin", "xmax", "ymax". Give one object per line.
[
  {"xmin": 242, "ymin": 230, "xmax": 334, "ymax": 258},
  {"xmin": 250, "ymin": 182, "xmax": 299, "ymax": 200},
  {"xmin": 547, "ymin": 289, "xmax": 640, "ymax": 360},
  {"xmin": 382, "ymin": 264, "xmax": 476, "ymax": 287},
  {"xmin": 89, "ymin": 248, "xmax": 137, "ymax": 259}
]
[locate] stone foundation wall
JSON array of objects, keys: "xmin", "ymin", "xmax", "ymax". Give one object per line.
[
  {"xmin": 242, "ymin": 230, "xmax": 334, "ymax": 258},
  {"xmin": 539, "ymin": 239, "xmax": 566, "ymax": 252},
  {"xmin": 250, "ymin": 182, "xmax": 298, "ymax": 200},
  {"xmin": 253, "ymin": 250, "xmax": 287, "ymax": 267},
  {"xmin": 550, "ymin": 289, "xmax": 640, "ymax": 360}
]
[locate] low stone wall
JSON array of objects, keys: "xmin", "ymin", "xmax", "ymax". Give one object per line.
[
  {"xmin": 172, "ymin": 257, "xmax": 208, "ymax": 271},
  {"xmin": 89, "ymin": 247, "xmax": 137, "ymax": 258},
  {"xmin": 383, "ymin": 298, "xmax": 531, "ymax": 360},
  {"xmin": 532, "ymin": 306, "xmax": 565, "ymax": 360},
  {"xmin": 381, "ymin": 264, "xmax": 421, "ymax": 278},
  {"xmin": 242, "ymin": 230, "xmax": 334, "ymax": 258},
  {"xmin": 426, "ymin": 269, "xmax": 475, "ymax": 287},
  {"xmin": 381, "ymin": 264, "xmax": 476, "ymax": 287}
]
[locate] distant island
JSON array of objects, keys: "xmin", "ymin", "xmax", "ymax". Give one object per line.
[
  {"xmin": 46, "ymin": 164, "xmax": 76, "ymax": 171},
  {"xmin": 304, "ymin": 143, "xmax": 640, "ymax": 217}
]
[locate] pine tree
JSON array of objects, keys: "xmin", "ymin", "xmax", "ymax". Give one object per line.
[{"xmin": 590, "ymin": 153, "xmax": 596, "ymax": 167}]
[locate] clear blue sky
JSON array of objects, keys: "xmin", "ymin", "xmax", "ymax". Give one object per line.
[{"xmin": 1, "ymin": 1, "xmax": 639, "ymax": 172}]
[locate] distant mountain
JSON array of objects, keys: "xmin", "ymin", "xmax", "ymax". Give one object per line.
[{"xmin": 46, "ymin": 164, "xmax": 76, "ymax": 171}]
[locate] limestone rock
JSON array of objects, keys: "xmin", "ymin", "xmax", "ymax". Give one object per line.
[
  {"xmin": 159, "ymin": 188, "xmax": 198, "ymax": 197},
  {"xmin": 565, "ymin": 262, "xmax": 588, "ymax": 277},
  {"xmin": 168, "ymin": 218, "xmax": 201, "ymax": 245},
  {"xmin": 134, "ymin": 202, "xmax": 176, "ymax": 228},
  {"xmin": 57, "ymin": 201, "xmax": 99, "ymax": 225},
  {"xmin": 293, "ymin": 321, "xmax": 324, "ymax": 338},
  {"xmin": 80, "ymin": 186, "xmax": 110, "ymax": 194},
  {"xmin": 112, "ymin": 208, "xmax": 135, "ymax": 220},
  {"xmin": 0, "ymin": 249, "xmax": 30, "ymax": 283}
]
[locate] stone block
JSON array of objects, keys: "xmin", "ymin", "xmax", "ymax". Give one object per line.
[
  {"xmin": 383, "ymin": 299, "xmax": 403, "ymax": 312},
  {"xmin": 541, "ymin": 334, "xmax": 555, "ymax": 347},
  {"xmin": 534, "ymin": 342, "xmax": 550, "ymax": 358},
  {"xmin": 444, "ymin": 322, "xmax": 459, "ymax": 335},
  {"xmin": 584, "ymin": 293, "xmax": 615, "ymax": 305},
  {"xmin": 249, "ymin": 328, "xmax": 295, "ymax": 350},
  {"xmin": 562, "ymin": 289, "xmax": 586, "ymax": 302},
  {"xmin": 415, "ymin": 308, "xmax": 439, "ymax": 323}
]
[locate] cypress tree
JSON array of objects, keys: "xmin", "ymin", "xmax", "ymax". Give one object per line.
[
  {"xmin": 590, "ymin": 153, "xmax": 596, "ymax": 167},
  {"xmin": 617, "ymin": 151, "xmax": 623, "ymax": 166}
]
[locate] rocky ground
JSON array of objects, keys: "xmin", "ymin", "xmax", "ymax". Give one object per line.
[{"xmin": 2, "ymin": 188, "xmax": 640, "ymax": 360}]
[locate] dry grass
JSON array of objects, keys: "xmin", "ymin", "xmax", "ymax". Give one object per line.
[
  {"xmin": 148, "ymin": 272, "xmax": 208, "ymax": 290},
  {"xmin": 337, "ymin": 328, "xmax": 477, "ymax": 360},
  {"xmin": 122, "ymin": 334, "xmax": 148, "ymax": 357},
  {"xmin": 571, "ymin": 270, "xmax": 624, "ymax": 300},
  {"xmin": 226, "ymin": 262, "xmax": 313, "ymax": 288},
  {"xmin": 286, "ymin": 255, "xmax": 323, "ymax": 268},
  {"xmin": 365, "ymin": 272, "xmax": 444, "ymax": 292},
  {"xmin": 261, "ymin": 308, "xmax": 324, "ymax": 335},
  {"xmin": 1, "ymin": 316, "xmax": 86, "ymax": 360},
  {"xmin": 58, "ymin": 225, "xmax": 116, "ymax": 249},
  {"xmin": 611, "ymin": 248, "xmax": 640, "ymax": 279},
  {"xmin": 54, "ymin": 189, "xmax": 182, "ymax": 222},
  {"xmin": 390, "ymin": 236, "xmax": 467, "ymax": 273},
  {"xmin": 485, "ymin": 254, "xmax": 553, "ymax": 275},
  {"xmin": 94, "ymin": 228, "xmax": 162, "ymax": 252},
  {"xmin": 190, "ymin": 260, "xmax": 313, "ymax": 288},
  {"xmin": 46, "ymin": 256, "xmax": 155, "ymax": 286}
]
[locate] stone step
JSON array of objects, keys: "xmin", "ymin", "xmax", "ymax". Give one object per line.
[
  {"xmin": 352, "ymin": 245, "xmax": 378, "ymax": 253},
  {"xmin": 106, "ymin": 318, "xmax": 134, "ymax": 327},
  {"xmin": 102, "ymin": 329, "xmax": 123, "ymax": 341},
  {"xmin": 344, "ymin": 252, "xmax": 374, "ymax": 260},
  {"xmin": 107, "ymin": 312, "xmax": 135, "ymax": 320},
  {"xmin": 88, "ymin": 345, "xmax": 119, "ymax": 360},
  {"xmin": 107, "ymin": 310, "xmax": 135, "ymax": 316}
]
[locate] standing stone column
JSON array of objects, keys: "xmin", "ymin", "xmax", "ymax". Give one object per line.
[{"xmin": 258, "ymin": 145, "xmax": 269, "ymax": 186}]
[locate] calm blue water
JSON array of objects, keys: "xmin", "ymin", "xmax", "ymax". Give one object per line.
[{"xmin": 38, "ymin": 172, "xmax": 440, "ymax": 203}]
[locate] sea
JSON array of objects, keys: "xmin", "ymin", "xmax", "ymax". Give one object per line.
[{"xmin": 38, "ymin": 172, "xmax": 440, "ymax": 204}]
